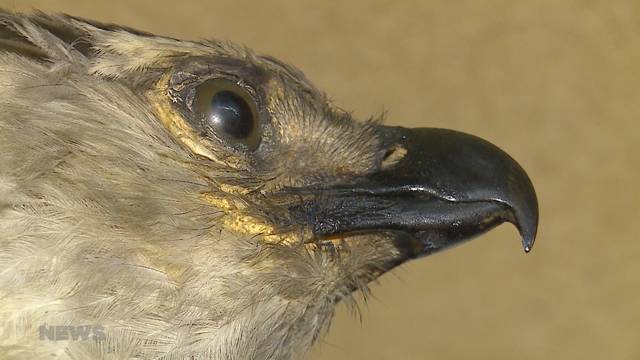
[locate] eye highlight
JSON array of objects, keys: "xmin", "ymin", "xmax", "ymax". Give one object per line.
[{"xmin": 194, "ymin": 79, "xmax": 261, "ymax": 150}]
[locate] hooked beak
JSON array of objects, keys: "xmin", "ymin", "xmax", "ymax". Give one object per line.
[{"xmin": 290, "ymin": 126, "xmax": 539, "ymax": 261}]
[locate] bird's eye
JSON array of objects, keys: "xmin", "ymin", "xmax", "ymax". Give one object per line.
[{"xmin": 194, "ymin": 79, "xmax": 261, "ymax": 150}]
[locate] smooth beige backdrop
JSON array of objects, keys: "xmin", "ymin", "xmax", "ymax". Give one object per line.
[{"xmin": 1, "ymin": 1, "xmax": 638, "ymax": 359}]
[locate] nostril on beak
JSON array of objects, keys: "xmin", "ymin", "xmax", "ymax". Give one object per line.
[{"xmin": 380, "ymin": 145, "xmax": 408, "ymax": 170}]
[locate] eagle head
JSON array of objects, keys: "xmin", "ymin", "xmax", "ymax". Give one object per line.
[{"xmin": 0, "ymin": 11, "xmax": 538, "ymax": 359}]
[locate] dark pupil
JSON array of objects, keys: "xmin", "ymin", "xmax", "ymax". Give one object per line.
[{"xmin": 208, "ymin": 90, "xmax": 254, "ymax": 139}]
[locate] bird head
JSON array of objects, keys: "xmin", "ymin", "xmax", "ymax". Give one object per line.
[{"xmin": 0, "ymin": 12, "xmax": 538, "ymax": 359}]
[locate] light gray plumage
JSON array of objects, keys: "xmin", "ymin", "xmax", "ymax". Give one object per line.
[{"xmin": 0, "ymin": 10, "xmax": 539, "ymax": 360}]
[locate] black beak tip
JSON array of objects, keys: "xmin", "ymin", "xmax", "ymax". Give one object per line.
[
  {"xmin": 522, "ymin": 230, "xmax": 535, "ymax": 253},
  {"xmin": 519, "ymin": 215, "xmax": 537, "ymax": 253},
  {"xmin": 509, "ymin": 182, "xmax": 538, "ymax": 253},
  {"xmin": 514, "ymin": 171, "xmax": 539, "ymax": 254}
]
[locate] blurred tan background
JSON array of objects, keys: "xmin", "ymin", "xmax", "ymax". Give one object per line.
[{"xmin": 1, "ymin": 1, "xmax": 638, "ymax": 359}]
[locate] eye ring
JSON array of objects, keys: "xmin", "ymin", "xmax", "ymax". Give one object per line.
[{"xmin": 193, "ymin": 79, "xmax": 261, "ymax": 151}]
